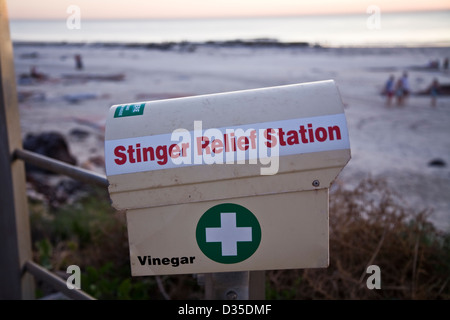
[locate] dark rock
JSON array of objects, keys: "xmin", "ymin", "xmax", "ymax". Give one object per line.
[
  {"xmin": 23, "ymin": 131, "xmax": 77, "ymax": 174},
  {"xmin": 22, "ymin": 132, "xmax": 93, "ymax": 208},
  {"xmin": 26, "ymin": 173, "xmax": 87, "ymax": 208},
  {"xmin": 428, "ymin": 158, "xmax": 446, "ymax": 168}
]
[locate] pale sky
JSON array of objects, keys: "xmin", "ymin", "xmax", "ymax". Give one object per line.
[{"xmin": 6, "ymin": 0, "xmax": 450, "ymax": 19}]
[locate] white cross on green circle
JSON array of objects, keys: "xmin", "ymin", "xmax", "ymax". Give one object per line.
[{"xmin": 196, "ymin": 203, "xmax": 261, "ymax": 264}]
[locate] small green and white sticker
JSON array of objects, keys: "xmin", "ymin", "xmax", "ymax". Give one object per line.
[
  {"xmin": 114, "ymin": 103, "xmax": 145, "ymax": 118},
  {"xmin": 196, "ymin": 203, "xmax": 261, "ymax": 264}
]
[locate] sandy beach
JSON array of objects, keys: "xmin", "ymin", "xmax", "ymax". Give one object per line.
[{"xmin": 12, "ymin": 42, "xmax": 450, "ymax": 231}]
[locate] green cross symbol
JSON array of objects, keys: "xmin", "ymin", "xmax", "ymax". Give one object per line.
[{"xmin": 196, "ymin": 203, "xmax": 261, "ymax": 264}]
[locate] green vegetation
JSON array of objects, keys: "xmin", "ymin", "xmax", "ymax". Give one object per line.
[{"xmin": 30, "ymin": 186, "xmax": 170, "ymax": 300}]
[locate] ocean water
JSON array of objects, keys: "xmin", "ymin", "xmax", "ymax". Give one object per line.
[{"xmin": 9, "ymin": 10, "xmax": 450, "ymax": 47}]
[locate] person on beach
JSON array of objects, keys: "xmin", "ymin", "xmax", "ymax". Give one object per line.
[
  {"xmin": 400, "ymin": 72, "xmax": 410, "ymax": 104},
  {"xmin": 395, "ymin": 78, "xmax": 404, "ymax": 106},
  {"xmin": 428, "ymin": 78, "xmax": 440, "ymax": 107},
  {"xmin": 75, "ymin": 54, "xmax": 83, "ymax": 70},
  {"xmin": 383, "ymin": 75, "xmax": 395, "ymax": 106}
]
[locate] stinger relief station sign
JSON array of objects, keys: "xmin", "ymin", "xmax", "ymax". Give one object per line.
[{"xmin": 104, "ymin": 80, "xmax": 351, "ymax": 276}]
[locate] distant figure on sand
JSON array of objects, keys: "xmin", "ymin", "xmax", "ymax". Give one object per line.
[
  {"xmin": 30, "ymin": 66, "xmax": 47, "ymax": 81},
  {"xmin": 75, "ymin": 54, "xmax": 83, "ymax": 70},
  {"xmin": 383, "ymin": 75, "xmax": 395, "ymax": 106},
  {"xmin": 428, "ymin": 78, "xmax": 440, "ymax": 107},
  {"xmin": 395, "ymin": 78, "xmax": 404, "ymax": 106},
  {"xmin": 400, "ymin": 72, "xmax": 410, "ymax": 104}
]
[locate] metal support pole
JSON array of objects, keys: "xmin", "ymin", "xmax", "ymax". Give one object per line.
[
  {"xmin": 202, "ymin": 271, "xmax": 266, "ymax": 300},
  {"xmin": 0, "ymin": 0, "xmax": 35, "ymax": 299},
  {"xmin": 249, "ymin": 270, "xmax": 265, "ymax": 300},
  {"xmin": 204, "ymin": 271, "xmax": 250, "ymax": 300}
]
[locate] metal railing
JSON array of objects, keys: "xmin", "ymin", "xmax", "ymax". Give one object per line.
[
  {"xmin": 16, "ymin": 151, "xmax": 101, "ymax": 300},
  {"xmin": 25, "ymin": 261, "xmax": 95, "ymax": 300},
  {"xmin": 3, "ymin": 151, "xmax": 102, "ymax": 300},
  {"xmin": 14, "ymin": 149, "xmax": 108, "ymax": 188}
]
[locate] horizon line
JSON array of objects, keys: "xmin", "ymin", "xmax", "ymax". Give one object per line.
[{"xmin": 9, "ymin": 8, "xmax": 450, "ymax": 21}]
